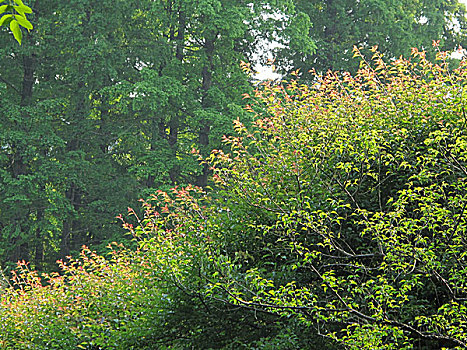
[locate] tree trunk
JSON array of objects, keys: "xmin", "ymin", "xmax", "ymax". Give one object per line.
[
  {"xmin": 34, "ymin": 209, "xmax": 44, "ymax": 271},
  {"xmin": 60, "ymin": 184, "xmax": 76, "ymax": 259},
  {"xmin": 196, "ymin": 35, "xmax": 216, "ymax": 187},
  {"xmin": 9, "ymin": 48, "xmax": 37, "ymax": 263}
]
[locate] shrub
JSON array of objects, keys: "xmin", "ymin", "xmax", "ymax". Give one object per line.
[
  {"xmin": 0, "ymin": 244, "xmax": 171, "ymax": 349},
  {"xmin": 199, "ymin": 46, "xmax": 467, "ymax": 349}
]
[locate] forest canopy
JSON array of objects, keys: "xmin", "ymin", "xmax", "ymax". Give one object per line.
[{"xmin": 0, "ymin": 0, "xmax": 466, "ymax": 272}]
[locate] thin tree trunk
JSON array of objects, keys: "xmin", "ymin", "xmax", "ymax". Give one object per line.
[
  {"xmin": 60, "ymin": 184, "xmax": 76, "ymax": 259},
  {"xmin": 9, "ymin": 48, "xmax": 37, "ymax": 263},
  {"xmin": 196, "ymin": 35, "xmax": 216, "ymax": 187},
  {"xmin": 34, "ymin": 209, "xmax": 44, "ymax": 270}
]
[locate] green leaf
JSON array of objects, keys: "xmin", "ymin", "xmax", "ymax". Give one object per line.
[
  {"xmin": 14, "ymin": 4, "xmax": 32, "ymax": 15},
  {"xmin": 15, "ymin": 14, "xmax": 32, "ymax": 30},
  {"xmin": 13, "ymin": 0, "xmax": 24, "ymax": 6},
  {"xmin": 10, "ymin": 19, "xmax": 22, "ymax": 44},
  {"xmin": 0, "ymin": 14, "xmax": 12, "ymax": 26},
  {"xmin": 0, "ymin": 5, "xmax": 10, "ymax": 15}
]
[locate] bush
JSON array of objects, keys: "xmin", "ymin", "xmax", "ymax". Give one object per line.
[
  {"xmin": 200, "ymin": 46, "xmax": 467, "ymax": 349},
  {"xmin": 0, "ymin": 245, "xmax": 172, "ymax": 349}
]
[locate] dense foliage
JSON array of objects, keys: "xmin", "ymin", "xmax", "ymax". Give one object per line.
[
  {"xmin": 285, "ymin": 0, "xmax": 467, "ymax": 75},
  {"xmin": 0, "ymin": 0, "xmax": 314, "ymax": 270},
  {"xmin": 3, "ymin": 0, "xmax": 467, "ymax": 348},
  {"xmin": 2, "ymin": 48, "xmax": 467, "ymax": 349},
  {"xmin": 203, "ymin": 46, "xmax": 467, "ymax": 348},
  {"xmin": 1, "ymin": 0, "xmax": 465, "ymax": 273}
]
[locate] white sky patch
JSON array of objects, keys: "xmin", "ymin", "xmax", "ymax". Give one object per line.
[
  {"xmin": 254, "ymin": 66, "xmax": 281, "ymax": 81},
  {"xmin": 452, "ymin": 47, "xmax": 466, "ymax": 59},
  {"xmin": 251, "ymin": 5, "xmax": 286, "ymax": 81},
  {"xmin": 252, "ymin": 49, "xmax": 282, "ymax": 81},
  {"xmin": 450, "ymin": 0, "xmax": 467, "ymax": 59}
]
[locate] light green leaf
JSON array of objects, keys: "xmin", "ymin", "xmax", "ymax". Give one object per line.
[
  {"xmin": 14, "ymin": 4, "xmax": 32, "ymax": 15},
  {"xmin": 0, "ymin": 14, "xmax": 12, "ymax": 26},
  {"xmin": 13, "ymin": 0, "xmax": 24, "ymax": 6},
  {"xmin": 10, "ymin": 19, "xmax": 22, "ymax": 44},
  {"xmin": 0, "ymin": 5, "xmax": 10, "ymax": 15},
  {"xmin": 15, "ymin": 14, "xmax": 32, "ymax": 30}
]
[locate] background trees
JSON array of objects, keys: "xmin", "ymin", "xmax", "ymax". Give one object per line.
[
  {"xmin": 0, "ymin": 0, "xmax": 314, "ymax": 270},
  {"xmin": 286, "ymin": 0, "xmax": 467, "ymax": 76},
  {"xmin": 1, "ymin": 0, "xmax": 466, "ymax": 270}
]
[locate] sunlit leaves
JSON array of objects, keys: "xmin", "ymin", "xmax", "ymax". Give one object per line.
[
  {"xmin": 0, "ymin": 0, "xmax": 33, "ymax": 44},
  {"xmin": 204, "ymin": 48, "xmax": 467, "ymax": 348}
]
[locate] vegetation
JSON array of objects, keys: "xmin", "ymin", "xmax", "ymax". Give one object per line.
[
  {"xmin": 0, "ymin": 0, "xmax": 32, "ymax": 44},
  {"xmin": 203, "ymin": 46, "xmax": 467, "ymax": 348},
  {"xmin": 0, "ymin": 0, "xmax": 313, "ymax": 270},
  {"xmin": 2, "ymin": 0, "xmax": 467, "ymax": 348},
  {"xmin": 1, "ymin": 0, "xmax": 464, "ymax": 272},
  {"xmin": 286, "ymin": 0, "xmax": 467, "ymax": 76},
  {"xmin": 2, "ymin": 46, "xmax": 467, "ymax": 348}
]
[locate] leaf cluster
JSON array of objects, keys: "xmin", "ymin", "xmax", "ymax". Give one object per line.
[{"xmin": 0, "ymin": 0, "xmax": 32, "ymax": 44}]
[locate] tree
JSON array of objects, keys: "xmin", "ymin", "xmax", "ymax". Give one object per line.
[
  {"xmin": 124, "ymin": 0, "xmax": 316, "ymax": 188},
  {"xmin": 0, "ymin": 0, "xmax": 314, "ymax": 270},
  {"xmin": 281, "ymin": 0, "xmax": 467, "ymax": 76},
  {"xmin": 0, "ymin": 0, "xmax": 143, "ymax": 269}
]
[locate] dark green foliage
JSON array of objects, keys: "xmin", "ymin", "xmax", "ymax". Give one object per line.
[
  {"xmin": 284, "ymin": 0, "xmax": 467, "ymax": 76},
  {"xmin": 0, "ymin": 0, "xmax": 142, "ymax": 269},
  {"xmin": 0, "ymin": 0, "xmax": 313, "ymax": 270}
]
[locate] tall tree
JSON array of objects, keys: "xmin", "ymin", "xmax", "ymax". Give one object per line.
[
  {"xmin": 0, "ymin": 0, "xmax": 143, "ymax": 269},
  {"xmin": 286, "ymin": 0, "xmax": 467, "ymax": 75},
  {"xmin": 0, "ymin": 0, "xmax": 314, "ymax": 268},
  {"xmin": 122, "ymin": 0, "xmax": 315, "ymax": 188}
]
